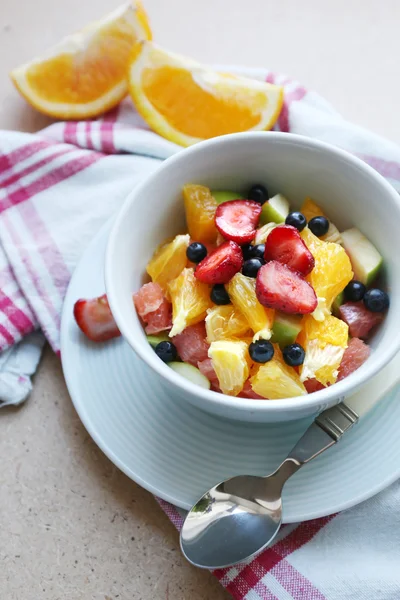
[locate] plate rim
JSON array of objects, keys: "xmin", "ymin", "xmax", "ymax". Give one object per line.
[{"xmin": 61, "ymin": 220, "xmax": 400, "ymax": 520}]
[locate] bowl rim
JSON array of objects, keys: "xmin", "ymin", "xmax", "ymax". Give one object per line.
[{"xmin": 105, "ymin": 131, "xmax": 400, "ymax": 415}]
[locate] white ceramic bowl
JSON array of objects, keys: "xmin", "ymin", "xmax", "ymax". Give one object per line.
[{"xmin": 105, "ymin": 132, "xmax": 400, "ymax": 422}]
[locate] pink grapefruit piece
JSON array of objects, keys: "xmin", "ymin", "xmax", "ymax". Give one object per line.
[
  {"xmin": 173, "ymin": 322, "xmax": 209, "ymax": 366},
  {"xmin": 337, "ymin": 337, "xmax": 370, "ymax": 381},
  {"xmin": 339, "ymin": 301, "xmax": 383, "ymax": 339},
  {"xmin": 133, "ymin": 282, "xmax": 172, "ymax": 334}
]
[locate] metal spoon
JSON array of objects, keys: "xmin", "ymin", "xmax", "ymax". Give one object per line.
[
  {"xmin": 180, "ymin": 402, "xmax": 358, "ymax": 569},
  {"xmin": 181, "ymin": 351, "xmax": 400, "ymax": 570}
]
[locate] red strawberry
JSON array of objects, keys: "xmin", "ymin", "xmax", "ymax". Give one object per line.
[
  {"xmin": 339, "ymin": 302, "xmax": 383, "ymax": 339},
  {"xmin": 264, "ymin": 225, "xmax": 315, "ymax": 276},
  {"xmin": 73, "ymin": 294, "xmax": 120, "ymax": 342},
  {"xmin": 195, "ymin": 240, "xmax": 243, "ymax": 284},
  {"xmin": 256, "ymin": 261, "xmax": 318, "ymax": 314},
  {"xmin": 215, "ymin": 200, "xmax": 262, "ymax": 244}
]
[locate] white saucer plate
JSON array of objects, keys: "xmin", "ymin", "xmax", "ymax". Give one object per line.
[{"xmin": 61, "ymin": 221, "xmax": 400, "ymax": 522}]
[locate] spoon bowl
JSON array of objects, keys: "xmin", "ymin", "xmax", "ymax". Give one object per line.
[
  {"xmin": 181, "ymin": 403, "xmax": 359, "ymax": 569},
  {"xmin": 180, "ymin": 474, "xmax": 284, "ymax": 569}
]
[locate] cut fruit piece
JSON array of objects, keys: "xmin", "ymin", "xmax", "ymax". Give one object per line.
[
  {"xmin": 298, "ymin": 314, "xmax": 348, "ymax": 386},
  {"xmin": 205, "ymin": 305, "xmax": 250, "ymax": 343},
  {"xmin": 212, "ymin": 190, "xmax": 244, "ymax": 204},
  {"xmin": 304, "ymin": 379, "xmax": 326, "ymax": 394},
  {"xmin": 127, "ymin": 41, "xmax": 284, "ymax": 146},
  {"xmin": 197, "ymin": 358, "xmax": 221, "ymax": 392},
  {"xmin": 208, "ymin": 340, "xmax": 251, "ymax": 396},
  {"xmin": 256, "ymin": 261, "xmax": 318, "ymax": 314},
  {"xmin": 250, "ymin": 345, "xmax": 307, "ymax": 399},
  {"xmin": 183, "ymin": 184, "xmax": 218, "ymax": 244},
  {"xmin": 260, "ymin": 193, "xmax": 289, "ymax": 225},
  {"xmin": 339, "ymin": 302, "xmax": 384, "ymax": 339},
  {"xmin": 301, "ymin": 227, "xmax": 353, "ymax": 318},
  {"xmin": 74, "ymin": 294, "xmax": 120, "ymax": 342},
  {"xmin": 238, "ymin": 379, "xmax": 265, "ymax": 399},
  {"xmin": 341, "ymin": 228, "xmax": 383, "ymax": 285},
  {"xmin": 133, "ymin": 282, "xmax": 172, "ymax": 334},
  {"xmin": 147, "ymin": 234, "xmax": 190, "ymax": 292},
  {"xmin": 254, "ymin": 222, "xmax": 276, "ymax": 245},
  {"xmin": 337, "ymin": 337, "xmax": 370, "ymax": 381},
  {"xmin": 11, "ymin": 2, "xmax": 152, "ymax": 119},
  {"xmin": 301, "ymin": 198, "xmax": 342, "ymax": 244},
  {"xmin": 169, "ymin": 362, "xmax": 211, "ymax": 390},
  {"xmin": 215, "ymin": 200, "xmax": 262, "ymax": 244},
  {"xmin": 271, "ymin": 312, "xmax": 303, "ymax": 349},
  {"xmin": 172, "ymin": 322, "xmax": 209, "ymax": 365},
  {"xmin": 264, "ymin": 225, "xmax": 315, "ymax": 276},
  {"xmin": 146, "ymin": 333, "xmax": 169, "ymax": 348},
  {"xmin": 226, "ymin": 272, "xmax": 274, "ymax": 340},
  {"xmin": 194, "ymin": 241, "xmax": 243, "ymax": 284},
  {"xmin": 168, "ymin": 268, "xmax": 212, "ymax": 337},
  {"xmin": 332, "ymin": 291, "xmax": 344, "ymax": 317}
]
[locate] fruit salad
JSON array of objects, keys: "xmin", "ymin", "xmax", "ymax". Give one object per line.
[{"xmin": 74, "ymin": 184, "xmax": 389, "ymax": 400}]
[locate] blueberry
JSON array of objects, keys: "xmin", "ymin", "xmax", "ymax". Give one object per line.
[
  {"xmin": 242, "ymin": 258, "xmax": 264, "ymax": 278},
  {"xmin": 250, "ymin": 244, "xmax": 265, "ymax": 259},
  {"xmin": 186, "ymin": 242, "xmax": 207, "ymax": 263},
  {"xmin": 344, "ymin": 280, "xmax": 366, "ymax": 302},
  {"xmin": 363, "ymin": 289, "xmax": 389, "ymax": 313},
  {"xmin": 308, "ymin": 216, "xmax": 329, "ymax": 237},
  {"xmin": 285, "ymin": 211, "xmax": 307, "ymax": 232},
  {"xmin": 249, "ymin": 340, "xmax": 274, "ymax": 363},
  {"xmin": 211, "ymin": 284, "xmax": 230, "ymax": 305},
  {"xmin": 282, "ymin": 343, "xmax": 305, "ymax": 367},
  {"xmin": 241, "ymin": 244, "xmax": 254, "ymax": 261},
  {"xmin": 248, "ymin": 184, "xmax": 269, "ymax": 205},
  {"xmin": 155, "ymin": 341, "xmax": 178, "ymax": 363},
  {"xmin": 242, "ymin": 243, "xmax": 265, "ymax": 261}
]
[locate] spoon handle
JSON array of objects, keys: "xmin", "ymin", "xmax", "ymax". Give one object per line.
[{"xmin": 272, "ymin": 403, "xmax": 359, "ymax": 485}]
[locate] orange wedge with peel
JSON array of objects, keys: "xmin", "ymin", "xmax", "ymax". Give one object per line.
[
  {"xmin": 10, "ymin": 1, "xmax": 152, "ymax": 120},
  {"xmin": 127, "ymin": 41, "xmax": 284, "ymax": 146}
]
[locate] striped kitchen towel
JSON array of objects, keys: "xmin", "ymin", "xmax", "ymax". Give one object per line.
[{"xmin": 0, "ymin": 68, "xmax": 400, "ymax": 599}]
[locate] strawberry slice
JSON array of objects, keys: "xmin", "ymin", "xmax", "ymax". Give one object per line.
[
  {"xmin": 256, "ymin": 261, "xmax": 318, "ymax": 314},
  {"xmin": 195, "ymin": 240, "xmax": 243, "ymax": 284},
  {"xmin": 264, "ymin": 225, "xmax": 315, "ymax": 276},
  {"xmin": 215, "ymin": 200, "xmax": 262, "ymax": 244},
  {"xmin": 73, "ymin": 294, "xmax": 120, "ymax": 342}
]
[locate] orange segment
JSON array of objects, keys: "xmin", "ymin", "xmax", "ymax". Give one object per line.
[
  {"xmin": 11, "ymin": 2, "xmax": 152, "ymax": 119},
  {"xmin": 205, "ymin": 305, "xmax": 251, "ymax": 343},
  {"xmin": 208, "ymin": 340, "xmax": 251, "ymax": 396},
  {"xmin": 128, "ymin": 41, "xmax": 284, "ymax": 146},
  {"xmin": 226, "ymin": 273, "xmax": 274, "ymax": 341},
  {"xmin": 298, "ymin": 315, "xmax": 348, "ymax": 386},
  {"xmin": 147, "ymin": 234, "xmax": 190, "ymax": 292},
  {"xmin": 168, "ymin": 268, "xmax": 212, "ymax": 337},
  {"xmin": 183, "ymin": 185, "xmax": 218, "ymax": 244},
  {"xmin": 250, "ymin": 345, "xmax": 307, "ymax": 399},
  {"xmin": 301, "ymin": 227, "xmax": 353, "ymax": 320}
]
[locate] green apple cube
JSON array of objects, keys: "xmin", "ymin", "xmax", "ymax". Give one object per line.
[
  {"xmin": 169, "ymin": 362, "xmax": 211, "ymax": 389},
  {"xmin": 211, "ymin": 190, "xmax": 244, "ymax": 204},
  {"xmin": 271, "ymin": 313, "xmax": 303, "ymax": 349},
  {"xmin": 260, "ymin": 194, "xmax": 290, "ymax": 225},
  {"xmin": 341, "ymin": 228, "xmax": 383, "ymax": 285},
  {"xmin": 332, "ymin": 292, "xmax": 344, "ymax": 316}
]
